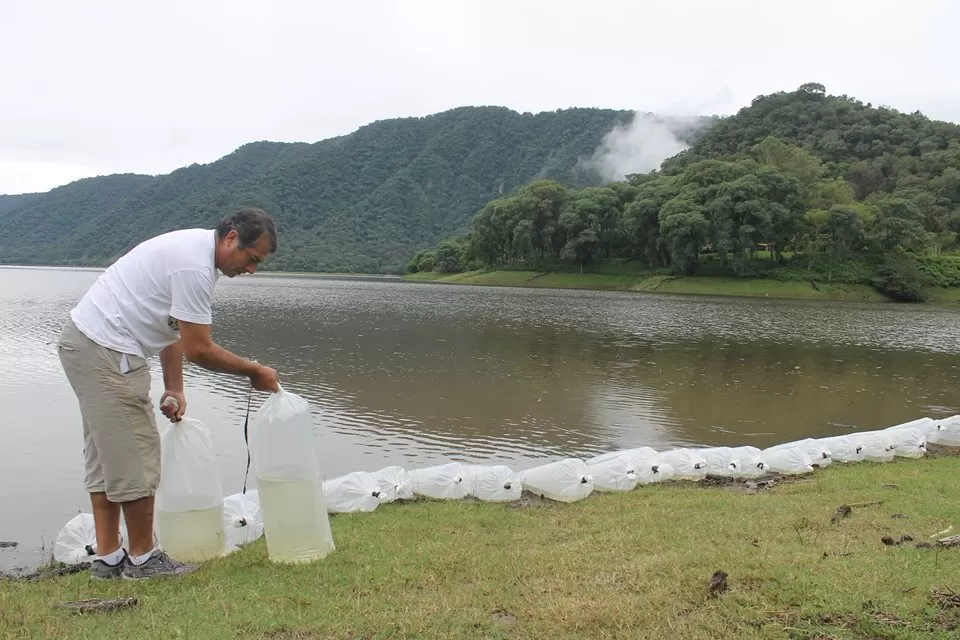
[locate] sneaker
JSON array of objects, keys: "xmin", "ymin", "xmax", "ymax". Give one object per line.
[
  {"xmin": 121, "ymin": 549, "xmax": 199, "ymax": 580},
  {"xmin": 89, "ymin": 552, "xmax": 127, "ymax": 580}
]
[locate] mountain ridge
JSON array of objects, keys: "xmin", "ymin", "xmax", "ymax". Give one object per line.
[{"xmin": 1, "ymin": 105, "xmax": 711, "ymax": 272}]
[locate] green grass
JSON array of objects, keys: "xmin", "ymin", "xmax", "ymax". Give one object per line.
[
  {"xmin": 5, "ymin": 455, "xmax": 960, "ymax": 639},
  {"xmin": 406, "ymin": 270, "xmax": 898, "ymax": 302},
  {"xmin": 922, "ymin": 287, "xmax": 960, "ymax": 304},
  {"xmin": 648, "ymin": 276, "xmax": 890, "ymax": 302}
]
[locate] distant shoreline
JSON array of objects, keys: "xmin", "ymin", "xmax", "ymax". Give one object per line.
[
  {"xmin": 404, "ymin": 270, "xmax": 960, "ymax": 305},
  {"xmin": 6, "ymin": 263, "xmax": 960, "ymax": 305}
]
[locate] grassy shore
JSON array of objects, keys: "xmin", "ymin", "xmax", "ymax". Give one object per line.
[
  {"xmin": 4, "ymin": 455, "xmax": 960, "ymax": 639},
  {"xmin": 405, "ymin": 270, "xmax": 960, "ymax": 304}
]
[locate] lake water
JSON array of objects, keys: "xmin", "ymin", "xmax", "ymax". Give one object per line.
[{"xmin": 3, "ymin": 266, "xmax": 960, "ymax": 571}]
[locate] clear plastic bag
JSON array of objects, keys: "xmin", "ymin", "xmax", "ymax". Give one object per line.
[
  {"xmin": 759, "ymin": 445, "xmax": 814, "ymax": 475},
  {"xmin": 645, "ymin": 461, "xmax": 675, "ymax": 483},
  {"xmin": 847, "ymin": 430, "xmax": 897, "ymax": 462},
  {"xmin": 53, "ymin": 513, "xmax": 102, "ymax": 564},
  {"xmin": 766, "ymin": 438, "xmax": 832, "ymax": 467},
  {"xmin": 222, "ymin": 491, "xmax": 264, "ymax": 548},
  {"xmin": 155, "ymin": 415, "xmax": 226, "ymax": 562},
  {"xmin": 885, "ymin": 417, "xmax": 941, "ymax": 442},
  {"xmin": 409, "ymin": 463, "xmax": 469, "ymax": 500},
  {"xmin": 593, "ymin": 447, "xmax": 668, "ymax": 485},
  {"xmin": 699, "ymin": 447, "xmax": 741, "ymax": 476},
  {"xmin": 585, "ymin": 453, "xmax": 639, "ymax": 492},
  {"xmin": 461, "ymin": 464, "xmax": 523, "ymax": 502},
  {"xmin": 323, "ymin": 471, "xmax": 383, "ymax": 513},
  {"xmin": 729, "ymin": 446, "xmax": 767, "ymax": 476},
  {"xmin": 251, "ymin": 387, "xmax": 335, "ymax": 563},
  {"xmin": 937, "ymin": 416, "xmax": 960, "ymax": 446},
  {"xmin": 816, "ymin": 435, "xmax": 864, "ymax": 463},
  {"xmin": 520, "ymin": 458, "xmax": 594, "ymax": 502},
  {"xmin": 883, "ymin": 427, "xmax": 927, "ymax": 458},
  {"xmin": 659, "ymin": 449, "xmax": 708, "ymax": 480},
  {"xmin": 373, "ymin": 465, "xmax": 414, "ymax": 502}
]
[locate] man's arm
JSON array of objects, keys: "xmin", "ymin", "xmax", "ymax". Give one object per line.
[
  {"xmin": 177, "ymin": 320, "xmax": 280, "ymax": 391},
  {"xmin": 160, "ymin": 341, "xmax": 184, "ymax": 392},
  {"xmin": 159, "ymin": 341, "xmax": 186, "ymax": 421}
]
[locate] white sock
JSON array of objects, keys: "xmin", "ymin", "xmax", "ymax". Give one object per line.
[
  {"xmin": 130, "ymin": 547, "xmax": 158, "ymax": 566},
  {"xmin": 96, "ymin": 547, "xmax": 126, "ymax": 566}
]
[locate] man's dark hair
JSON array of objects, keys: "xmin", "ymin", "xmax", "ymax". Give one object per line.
[{"xmin": 215, "ymin": 207, "xmax": 278, "ymax": 253}]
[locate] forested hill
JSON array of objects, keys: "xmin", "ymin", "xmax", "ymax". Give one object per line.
[
  {"xmin": 0, "ymin": 107, "xmax": 714, "ymax": 273},
  {"xmin": 0, "ymin": 194, "xmax": 39, "ymax": 217},
  {"xmin": 661, "ymin": 82, "xmax": 960, "ymax": 200},
  {"xmin": 407, "ymin": 83, "xmax": 960, "ymax": 302}
]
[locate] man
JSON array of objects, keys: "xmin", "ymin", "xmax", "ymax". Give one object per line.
[{"xmin": 57, "ymin": 207, "xmax": 281, "ymax": 580}]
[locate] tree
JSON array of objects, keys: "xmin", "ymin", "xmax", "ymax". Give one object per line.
[
  {"xmin": 798, "ymin": 82, "xmax": 826, "ymax": 96},
  {"xmin": 433, "ymin": 240, "xmax": 465, "ymax": 273},
  {"xmin": 870, "ymin": 197, "xmax": 927, "ymax": 253},
  {"xmin": 659, "ymin": 196, "xmax": 710, "ymax": 274}
]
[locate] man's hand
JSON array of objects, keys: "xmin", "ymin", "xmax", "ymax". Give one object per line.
[
  {"xmin": 160, "ymin": 390, "xmax": 186, "ymax": 422},
  {"xmin": 250, "ymin": 365, "xmax": 280, "ymax": 393}
]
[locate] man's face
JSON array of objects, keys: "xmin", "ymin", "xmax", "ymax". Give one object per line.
[{"xmin": 220, "ymin": 231, "xmax": 272, "ymax": 277}]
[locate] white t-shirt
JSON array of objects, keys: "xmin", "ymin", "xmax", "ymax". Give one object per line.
[{"xmin": 71, "ymin": 228, "xmax": 221, "ymax": 359}]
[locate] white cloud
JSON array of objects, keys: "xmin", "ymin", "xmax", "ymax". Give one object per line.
[
  {"xmin": 0, "ymin": 159, "xmax": 112, "ymax": 195},
  {"xmin": 1, "ymin": 0, "xmax": 958, "ymax": 194}
]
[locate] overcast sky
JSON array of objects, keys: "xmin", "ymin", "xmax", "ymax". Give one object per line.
[{"xmin": 2, "ymin": 0, "xmax": 958, "ymax": 195}]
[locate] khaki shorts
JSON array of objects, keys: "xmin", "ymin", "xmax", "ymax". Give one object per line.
[{"xmin": 57, "ymin": 316, "xmax": 160, "ymax": 502}]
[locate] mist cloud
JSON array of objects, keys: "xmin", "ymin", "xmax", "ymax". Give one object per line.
[{"xmin": 583, "ymin": 113, "xmax": 696, "ymax": 182}]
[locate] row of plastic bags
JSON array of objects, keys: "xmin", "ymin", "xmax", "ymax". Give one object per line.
[
  {"xmin": 315, "ymin": 415, "xmax": 960, "ymax": 507},
  {"xmin": 309, "ymin": 415, "xmax": 960, "ymax": 509},
  {"xmin": 52, "ymin": 414, "xmax": 960, "ymax": 563}
]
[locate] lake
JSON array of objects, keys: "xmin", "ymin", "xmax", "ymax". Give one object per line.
[{"xmin": 2, "ymin": 266, "xmax": 960, "ymax": 571}]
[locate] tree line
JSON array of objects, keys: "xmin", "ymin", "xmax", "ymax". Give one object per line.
[{"xmin": 408, "ymin": 84, "xmax": 960, "ymax": 302}]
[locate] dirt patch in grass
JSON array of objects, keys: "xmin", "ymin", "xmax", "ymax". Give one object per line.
[
  {"xmin": 695, "ymin": 472, "xmax": 803, "ymax": 493},
  {"xmin": 774, "ymin": 599, "xmax": 960, "ymax": 637},
  {"xmin": 509, "ymin": 490, "xmax": 557, "ymax": 508},
  {"xmin": 259, "ymin": 629, "xmax": 326, "ymax": 640}
]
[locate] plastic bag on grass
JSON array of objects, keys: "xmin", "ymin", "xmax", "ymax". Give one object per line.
[
  {"xmin": 883, "ymin": 427, "xmax": 926, "ymax": 458},
  {"xmin": 155, "ymin": 415, "xmax": 227, "ymax": 562},
  {"xmin": 767, "ymin": 438, "xmax": 832, "ymax": 467},
  {"xmin": 588, "ymin": 447, "xmax": 668, "ymax": 485},
  {"xmin": 659, "ymin": 449, "xmax": 708, "ymax": 480},
  {"xmin": 933, "ymin": 416, "xmax": 960, "ymax": 446},
  {"xmin": 53, "ymin": 513, "xmax": 103, "ymax": 564},
  {"xmin": 409, "ymin": 463, "xmax": 468, "ymax": 500},
  {"xmin": 847, "ymin": 430, "xmax": 897, "ymax": 462},
  {"xmin": 644, "ymin": 461, "xmax": 675, "ymax": 483},
  {"xmin": 699, "ymin": 447, "xmax": 740, "ymax": 476},
  {"xmin": 816, "ymin": 436, "xmax": 864, "ymax": 463},
  {"xmin": 222, "ymin": 492, "xmax": 264, "ymax": 548},
  {"xmin": 585, "ymin": 454, "xmax": 638, "ymax": 492},
  {"xmin": 884, "ymin": 418, "xmax": 943, "ymax": 442},
  {"xmin": 324, "ymin": 471, "xmax": 383, "ymax": 513},
  {"xmin": 520, "ymin": 458, "xmax": 594, "ymax": 502},
  {"xmin": 759, "ymin": 445, "xmax": 814, "ymax": 475},
  {"xmin": 885, "ymin": 417, "xmax": 942, "ymax": 444},
  {"xmin": 251, "ymin": 387, "xmax": 336, "ymax": 563},
  {"xmin": 729, "ymin": 446, "xmax": 767, "ymax": 477},
  {"xmin": 461, "ymin": 464, "xmax": 523, "ymax": 502},
  {"xmin": 373, "ymin": 466, "xmax": 414, "ymax": 502}
]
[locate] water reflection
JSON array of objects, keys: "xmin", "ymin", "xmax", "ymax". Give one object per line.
[
  {"xmin": 209, "ymin": 278, "xmax": 960, "ymax": 461},
  {"xmin": 3, "ymin": 267, "xmax": 960, "ymax": 570}
]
